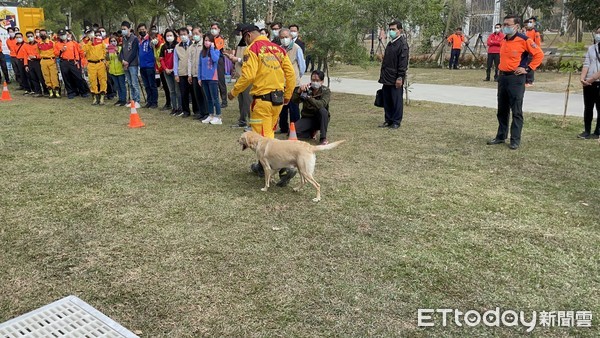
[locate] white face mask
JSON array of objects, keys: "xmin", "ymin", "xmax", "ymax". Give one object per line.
[
  {"xmin": 88, "ymin": 33, "xmax": 94, "ymax": 39},
  {"xmin": 27, "ymin": 36, "xmax": 34, "ymax": 42},
  {"xmin": 35, "ymin": 32, "xmax": 40, "ymax": 37},
  {"xmin": 166, "ymin": 36, "xmax": 174, "ymax": 43},
  {"xmin": 311, "ymin": 81, "xmax": 322, "ymax": 89},
  {"xmin": 152, "ymin": 38, "xmax": 159, "ymax": 45},
  {"xmin": 272, "ymin": 29, "xmax": 280, "ymax": 38},
  {"xmin": 290, "ymin": 31, "xmax": 298, "ymax": 39},
  {"xmin": 180, "ymin": 35, "xmax": 189, "ymax": 43},
  {"xmin": 281, "ymin": 37, "xmax": 291, "ymax": 47},
  {"xmin": 100, "ymin": 31, "xmax": 106, "ymax": 38},
  {"xmin": 595, "ymin": 34, "xmax": 600, "ymax": 43},
  {"xmin": 9, "ymin": 32, "xmax": 15, "ymax": 38},
  {"xmin": 16, "ymin": 37, "xmax": 23, "ymax": 43},
  {"xmin": 60, "ymin": 35, "xmax": 67, "ymax": 40},
  {"xmin": 494, "ymin": 28, "xmax": 501, "ymax": 33},
  {"xmin": 210, "ymin": 29, "xmax": 219, "ymax": 36},
  {"xmin": 527, "ymin": 22, "xmax": 534, "ymax": 28},
  {"xmin": 121, "ymin": 29, "xmax": 129, "ymax": 36},
  {"xmin": 193, "ymin": 35, "xmax": 201, "ymax": 42}
]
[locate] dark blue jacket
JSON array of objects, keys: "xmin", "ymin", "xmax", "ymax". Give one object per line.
[{"xmin": 138, "ymin": 36, "xmax": 155, "ymax": 69}]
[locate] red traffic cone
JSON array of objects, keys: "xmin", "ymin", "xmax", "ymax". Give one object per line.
[
  {"xmin": 288, "ymin": 122, "xmax": 298, "ymax": 141},
  {"xmin": 0, "ymin": 82, "xmax": 12, "ymax": 101},
  {"xmin": 128, "ymin": 100, "xmax": 145, "ymax": 128}
]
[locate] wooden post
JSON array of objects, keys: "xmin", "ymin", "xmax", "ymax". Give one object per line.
[{"xmin": 562, "ymin": 71, "xmax": 571, "ymax": 128}]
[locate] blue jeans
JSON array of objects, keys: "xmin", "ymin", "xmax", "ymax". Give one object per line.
[
  {"xmin": 124, "ymin": 66, "xmax": 141, "ymax": 103},
  {"xmin": 164, "ymin": 72, "xmax": 181, "ymax": 111},
  {"xmin": 449, "ymin": 49, "xmax": 461, "ymax": 69},
  {"xmin": 140, "ymin": 67, "xmax": 158, "ymax": 106},
  {"xmin": 202, "ymin": 80, "xmax": 221, "ymax": 116},
  {"xmin": 110, "ymin": 74, "xmax": 127, "ymax": 103}
]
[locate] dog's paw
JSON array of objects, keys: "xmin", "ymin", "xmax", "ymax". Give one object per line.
[
  {"xmin": 261, "ymin": 187, "xmax": 269, "ymax": 192},
  {"xmin": 293, "ymin": 187, "xmax": 301, "ymax": 192},
  {"xmin": 312, "ymin": 197, "xmax": 321, "ymax": 202}
]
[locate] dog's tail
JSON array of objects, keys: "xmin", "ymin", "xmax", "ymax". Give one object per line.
[{"xmin": 313, "ymin": 140, "xmax": 346, "ymax": 152}]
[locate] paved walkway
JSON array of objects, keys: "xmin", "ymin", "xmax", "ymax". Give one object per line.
[{"xmin": 328, "ymin": 77, "xmax": 583, "ymax": 117}]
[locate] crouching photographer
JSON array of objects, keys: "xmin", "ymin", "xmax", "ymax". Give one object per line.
[{"xmin": 292, "ymin": 70, "xmax": 331, "ymax": 145}]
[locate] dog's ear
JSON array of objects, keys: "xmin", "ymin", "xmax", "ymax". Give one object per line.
[{"xmin": 239, "ymin": 133, "xmax": 249, "ymax": 151}]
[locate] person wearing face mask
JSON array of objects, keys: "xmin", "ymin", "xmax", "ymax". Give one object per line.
[
  {"xmin": 577, "ymin": 27, "xmax": 600, "ymax": 139},
  {"xmin": 6, "ymin": 27, "xmax": 21, "ymax": 86},
  {"xmin": 14, "ymin": 32, "xmax": 32, "ymax": 93},
  {"xmin": 174, "ymin": 27, "xmax": 193, "ymax": 117},
  {"xmin": 269, "ymin": 22, "xmax": 281, "ymax": 45},
  {"xmin": 259, "ymin": 28, "xmax": 268, "ymax": 37},
  {"xmin": 225, "ymin": 24, "xmax": 252, "ymax": 129},
  {"xmin": 210, "ymin": 23, "xmax": 228, "ymax": 108},
  {"xmin": 276, "ymin": 28, "xmax": 306, "ymax": 135},
  {"xmin": 82, "ymin": 31, "xmax": 108, "ymax": 104},
  {"xmin": 524, "ymin": 18, "xmax": 541, "ymax": 87},
  {"xmin": 228, "ymin": 24, "xmax": 297, "ymax": 186},
  {"xmin": 447, "ymin": 27, "xmax": 467, "ymax": 70},
  {"xmin": 119, "ymin": 21, "xmax": 141, "ymax": 108},
  {"xmin": 198, "ymin": 34, "xmax": 223, "ymax": 125},
  {"xmin": 34, "ymin": 29, "xmax": 41, "ymax": 43},
  {"xmin": 55, "ymin": 30, "xmax": 88, "ymax": 99},
  {"xmin": 160, "ymin": 29, "xmax": 181, "ymax": 115},
  {"xmin": 288, "ymin": 24, "xmax": 305, "ymax": 53},
  {"xmin": 151, "ymin": 30, "xmax": 171, "ymax": 111},
  {"xmin": 378, "ymin": 20, "xmax": 409, "ymax": 129},
  {"xmin": 292, "ymin": 70, "xmax": 331, "ymax": 145},
  {"xmin": 487, "ymin": 15, "xmax": 544, "ymax": 150},
  {"xmin": 97, "ymin": 27, "xmax": 116, "ymax": 100},
  {"xmin": 137, "ymin": 23, "xmax": 158, "ymax": 109},
  {"xmin": 23, "ymin": 31, "xmax": 44, "ymax": 97},
  {"xmin": 485, "ymin": 23, "xmax": 504, "ymax": 82},
  {"xmin": 188, "ymin": 27, "xmax": 209, "ymax": 120},
  {"xmin": 37, "ymin": 29, "xmax": 60, "ymax": 98},
  {"xmin": 106, "ymin": 36, "xmax": 127, "ymax": 106},
  {"xmin": 0, "ymin": 35, "xmax": 10, "ymax": 85}
]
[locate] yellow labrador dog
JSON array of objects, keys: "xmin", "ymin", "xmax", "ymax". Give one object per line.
[{"xmin": 239, "ymin": 131, "xmax": 345, "ymax": 202}]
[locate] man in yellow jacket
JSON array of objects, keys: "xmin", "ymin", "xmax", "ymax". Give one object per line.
[
  {"xmin": 228, "ymin": 24, "xmax": 297, "ymax": 185},
  {"xmin": 38, "ymin": 29, "xmax": 61, "ymax": 98},
  {"xmin": 83, "ymin": 30, "xmax": 108, "ymax": 105}
]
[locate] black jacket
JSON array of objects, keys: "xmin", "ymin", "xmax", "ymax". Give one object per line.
[{"xmin": 378, "ymin": 35, "xmax": 409, "ymax": 85}]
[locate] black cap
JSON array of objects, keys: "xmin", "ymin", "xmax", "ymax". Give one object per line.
[
  {"xmin": 235, "ymin": 23, "xmax": 259, "ymax": 35},
  {"xmin": 58, "ymin": 29, "xmax": 65, "ymax": 35}
]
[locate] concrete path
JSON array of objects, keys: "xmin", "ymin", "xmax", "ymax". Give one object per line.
[{"xmin": 327, "ymin": 77, "xmax": 583, "ymax": 117}]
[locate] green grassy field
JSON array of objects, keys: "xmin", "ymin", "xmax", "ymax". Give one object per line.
[
  {"xmin": 329, "ymin": 63, "xmax": 581, "ymax": 94},
  {"xmin": 0, "ymin": 88, "xmax": 599, "ymax": 337}
]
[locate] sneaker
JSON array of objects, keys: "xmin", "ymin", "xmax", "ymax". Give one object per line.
[
  {"xmin": 143, "ymin": 103, "xmax": 151, "ymax": 108},
  {"xmin": 160, "ymin": 104, "xmax": 172, "ymax": 111},
  {"xmin": 221, "ymin": 101, "xmax": 228, "ymax": 108},
  {"xmin": 22, "ymin": 91, "xmax": 31, "ymax": 96},
  {"xmin": 149, "ymin": 104, "xmax": 158, "ymax": 109},
  {"xmin": 180, "ymin": 112, "xmax": 191, "ymax": 118},
  {"xmin": 590, "ymin": 134, "xmax": 600, "ymax": 140},
  {"xmin": 170, "ymin": 109, "xmax": 179, "ymax": 116},
  {"xmin": 201, "ymin": 115, "xmax": 214, "ymax": 124},
  {"xmin": 378, "ymin": 122, "xmax": 392, "ymax": 128},
  {"xmin": 231, "ymin": 121, "xmax": 248, "ymax": 128},
  {"xmin": 250, "ymin": 163, "xmax": 264, "ymax": 177},
  {"xmin": 114, "ymin": 100, "xmax": 122, "ymax": 106},
  {"xmin": 276, "ymin": 168, "xmax": 297, "ymax": 187},
  {"xmin": 577, "ymin": 132, "xmax": 591, "ymax": 139},
  {"xmin": 244, "ymin": 126, "xmax": 252, "ymax": 132},
  {"xmin": 210, "ymin": 117, "xmax": 222, "ymax": 125},
  {"xmin": 193, "ymin": 114, "xmax": 208, "ymax": 120},
  {"xmin": 118, "ymin": 101, "xmax": 127, "ymax": 107}
]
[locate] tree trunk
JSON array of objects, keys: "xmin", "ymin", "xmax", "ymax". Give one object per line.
[{"xmin": 267, "ymin": 0, "xmax": 274, "ymax": 23}]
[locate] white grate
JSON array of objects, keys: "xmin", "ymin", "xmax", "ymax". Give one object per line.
[{"xmin": 0, "ymin": 296, "xmax": 139, "ymax": 338}]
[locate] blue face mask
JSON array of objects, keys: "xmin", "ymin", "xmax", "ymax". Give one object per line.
[
  {"xmin": 502, "ymin": 26, "xmax": 515, "ymax": 36},
  {"xmin": 388, "ymin": 30, "xmax": 398, "ymax": 40}
]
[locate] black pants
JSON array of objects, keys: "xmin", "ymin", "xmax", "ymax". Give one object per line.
[
  {"xmin": 238, "ymin": 85, "xmax": 252, "ymax": 124},
  {"xmin": 0, "ymin": 55, "xmax": 10, "ymax": 83},
  {"xmin": 192, "ymin": 76, "xmax": 208, "ymax": 115},
  {"xmin": 486, "ymin": 53, "xmax": 500, "ymax": 80},
  {"xmin": 159, "ymin": 72, "xmax": 170, "ymax": 106},
  {"xmin": 382, "ymin": 84, "xmax": 403, "ymax": 125},
  {"xmin": 496, "ymin": 73, "xmax": 526, "ymax": 145},
  {"xmin": 449, "ymin": 49, "xmax": 461, "ymax": 69},
  {"xmin": 16, "ymin": 59, "xmax": 30, "ymax": 91},
  {"xmin": 296, "ymin": 108, "xmax": 330, "ymax": 141},
  {"xmin": 525, "ymin": 55, "xmax": 535, "ymax": 84},
  {"xmin": 60, "ymin": 60, "xmax": 88, "ymax": 97},
  {"xmin": 178, "ymin": 76, "xmax": 191, "ymax": 113},
  {"xmin": 583, "ymin": 82, "xmax": 600, "ymax": 134},
  {"xmin": 217, "ymin": 56, "xmax": 227, "ymax": 103},
  {"xmin": 11, "ymin": 56, "xmax": 21, "ymax": 84},
  {"xmin": 27, "ymin": 59, "xmax": 43, "ymax": 94}
]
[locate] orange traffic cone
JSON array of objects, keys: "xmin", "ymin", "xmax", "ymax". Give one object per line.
[
  {"xmin": 288, "ymin": 122, "xmax": 298, "ymax": 141},
  {"xmin": 0, "ymin": 82, "xmax": 12, "ymax": 101},
  {"xmin": 128, "ymin": 100, "xmax": 145, "ymax": 128}
]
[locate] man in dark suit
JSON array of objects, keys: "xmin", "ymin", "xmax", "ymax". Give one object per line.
[{"xmin": 289, "ymin": 24, "xmax": 305, "ymax": 53}]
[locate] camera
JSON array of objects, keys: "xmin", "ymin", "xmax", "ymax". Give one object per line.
[{"xmin": 300, "ymin": 91, "xmax": 310, "ymax": 101}]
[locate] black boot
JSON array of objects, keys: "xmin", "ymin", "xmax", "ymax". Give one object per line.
[
  {"xmin": 276, "ymin": 168, "xmax": 297, "ymax": 187},
  {"xmin": 250, "ymin": 163, "xmax": 264, "ymax": 177}
]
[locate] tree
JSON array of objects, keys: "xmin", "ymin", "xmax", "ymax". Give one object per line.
[
  {"xmin": 565, "ymin": 0, "xmax": 600, "ymax": 28},
  {"xmin": 502, "ymin": 0, "xmax": 555, "ymax": 18}
]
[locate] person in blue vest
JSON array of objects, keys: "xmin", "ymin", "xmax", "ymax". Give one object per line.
[{"xmin": 137, "ymin": 23, "xmax": 158, "ymax": 108}]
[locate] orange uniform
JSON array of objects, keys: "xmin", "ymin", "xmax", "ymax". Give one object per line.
[
  {"xmin": 54, "ymin": 40, "xmax": 84, "ymax": 61},
  {"xmin": 447, "ymin": 33, "xmax": 465, "ymax": 49},
  {"xmin": 6, "ymin": 38, "xmax": 18, "ymax": 57},
  {"xmin": 16, "ymin": 41, "xmax": 28, "ymax": 60},
  {"xmin": 499, "ymin": 32, "xmax": 544, "ymax": 72},
  {"xmin": 23, "ymin": 42, "xmax": 40, "ymax": 65},
  {"xmin": 525, "ymin": 29, "xmax": 541, "ymax": 47}
]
